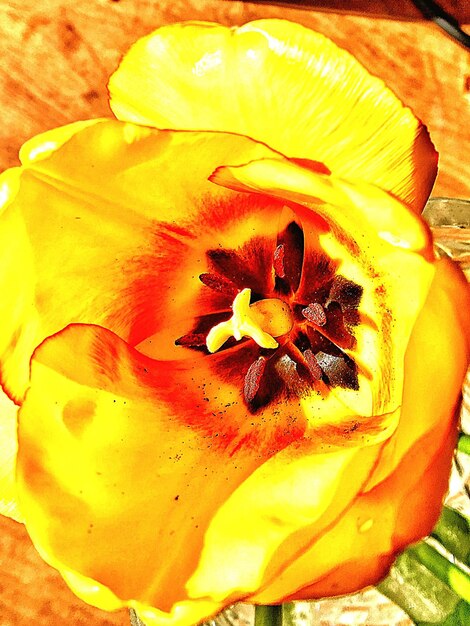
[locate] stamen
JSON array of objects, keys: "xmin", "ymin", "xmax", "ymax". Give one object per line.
[
  {"xmin": 275, "ymin": 354, "xmax": 307, "ymax": 396},
  {"xmin": 199, "ymin": 273, "xmax": 238, "ymax": 297},
  {"xmin": 244, "ymin": 356, "xmax": 267, "ymax": 403},
  {"xmin": 275, "ymin": 221, "xmax": 304, "ymax": 295},
  {"xmin": 302, "ymin": 302, "xmax": 327, "ymax": 326},
  {"xmin": 316, "ymin": 351, "xmax": 359, "ymax": 390},
  {"xmin": 303, "ymin": 348, "xmax": 323, "ymax": 381},
  {"xmin": 175, "ymin": 332, "xmax": 207, "ymax": 347},
  {"xmin": 328, "ymin": 276, "xmax": 363, "ymax": 310},
  {"xmin": 320, "ymin": 302, "xmax": 355, "ymax": 350},
  {"xmin": 273, "ymin": 244, "xmax": 286, "ymax": 278}
]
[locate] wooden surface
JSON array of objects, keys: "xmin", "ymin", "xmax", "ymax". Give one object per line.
[
  {"xmin": 232, "ymin": 0, "xmax": 470, "ymax": 22},
  {"xmin": 1, "ymin": 0, "xmax": 469, "ymax": 197},
  {"xmin": 0, "ymin": 1, "xmax": 469, "ymax": 624}
]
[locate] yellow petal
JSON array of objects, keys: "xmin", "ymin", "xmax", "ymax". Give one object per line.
[
  {"xmin": 0, "ymin": 119, "xmax": 278, "ymax": 401},
  {"xmin": 364, "ymin": 257, "xmax": 470, "ymax": 491},
  {"xmin": 251, "ymin": 409, "xmax": 457, "ymax": 602},
  {"xmin": 16, "ymin": 324, "xmax": 246, "ymax": 621},
  {"xmin": 16, "ymin": 323, "xmax": 322, "ymax": 622},
  {"xmin": 19, "ymin": 119, "xmax": 101, "ymax": 164},
  {"xmin": 109, "ymin": 20, "xmax": 437, "ymax": 211},
  {"xmin": 211, "ymin": 158, "xmax": 432, "ymax": 255},
  {"xmin": 186, "ymin": 439, "xmax": 381, "ymax": 602},
  {"xmin": 0, "ymin": 389, "xmax": 23, "ymax": 522}
]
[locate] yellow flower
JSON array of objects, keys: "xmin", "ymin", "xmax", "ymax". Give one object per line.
[{"xmin": 0, "ymin": 19, "xmax": 468, "ymax": 626}]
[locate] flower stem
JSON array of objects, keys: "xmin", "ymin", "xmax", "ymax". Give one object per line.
[
  {"xmin": 458, "ymin": 433, "xmax": 470, "ymax": 455},
  {"xmin": 254, "ymin": 605, "xmax": 284, "ymax": 626}
]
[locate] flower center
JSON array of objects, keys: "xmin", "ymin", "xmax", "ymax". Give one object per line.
[
  {"xmin": 175, "ymin": 218, "xmax": 365, "ymax": 412},
  {"xmin": 206, "ymin": 288, "xmax": 294, "ymax": 353}
]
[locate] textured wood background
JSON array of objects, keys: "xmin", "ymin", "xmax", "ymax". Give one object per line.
[{"xmin": 0, "ymin": 1, "xmax": 469, "ymax": 624}]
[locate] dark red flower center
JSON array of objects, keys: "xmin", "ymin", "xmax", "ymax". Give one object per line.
[{"xmin": 176, "ymin": 219, "xmax": 363, "ymax": 413}]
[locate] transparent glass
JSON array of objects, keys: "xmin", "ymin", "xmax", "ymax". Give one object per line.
[
  {"xmin": 130, "ymin": 197, "xmax": 470, "ymax": 626},
  {"xmin": 426, "ymin": 198, "xmax": 470, "ymax": 520},
  {"xmin": 423, "ymin": 197, "xmax": 470, "ymax": 280}
]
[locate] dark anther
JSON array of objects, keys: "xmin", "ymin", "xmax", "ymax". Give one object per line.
[
  {"xmin": 343, "ymin": 310, "xmax": 360, "ymax": 326},
  {"xmin": 302, "ymin": 348, "xmax": 323, "ymax": 381},
  {"xmin": 328, "ymin": 276, "xmax": 363, "ymax": 310},
  {"xmin": 273, "ymin": 244, "xmax": 286, "ymax": 278},
  {"xmin": 322, "ymin": 302, "xmax": 355, "ymax": 349},
  {"xmin": 274, "ymin": 221, "xmax": 304, "ymax": 295},
  {"xmin": 244, "ymin": 356, "xmax": 267, "ymax": 403},
  {"xmin": 315, "ymin": 351, "xmax": 359, "ymax": 390},
  {"xmin": 175, "ymin": 333, "xmax": 207, "ymax": 348},
  {"xmin": 199, "ymin": 273, "xmax": 239, "ymax": 297},
  {"xmin": 302, "ymin": 302, "xmax": 327, "ymax": 326}
]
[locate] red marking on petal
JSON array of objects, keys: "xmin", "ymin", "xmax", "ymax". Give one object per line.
[
  {"xmin": 290, "ymin": 158, "xmax": 331, "ymax": 176},
  {"xmin": 303, "ymin": 349, "xmax": 323, "ymax": 381},
  {"xmin": 244, "ymin": 356, "xmax": 267, "ymax": 404},
  {"xmin": 302, "ymin": 302, "xmax": 327, "ymax": 326},
  {"xmin": 199, "ymin": 273, "xmax": 239, "ymax": 297},
  {"xmin": 273, "ymin": 244, "xmax": 286, "ymax": 278}
]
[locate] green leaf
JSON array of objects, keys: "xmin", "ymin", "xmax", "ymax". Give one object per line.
[
  {"xmin": 419, "ymin": 601, "xmax": 470, "ymax": 626},
  {"xmin": 254, "ymin": 605, "xmax": 284, "ymax": 626},
  {"xmin": 378, "ymin": 549, "xmax": 462, "ymax": 624},
  {"xmin": 378, "ymin": 506, "xmax": 470, "ymax": 625},
  {"xmin": 432, "ymin": 507, "xmax": 470, "ymax": 566},
  {"xmin": 409, "ymin": 543, "xmax": 470, "ymax": 604},
  {"xmin": 457, "ymin": 434, "xmax": 470, "ymax": 455}
]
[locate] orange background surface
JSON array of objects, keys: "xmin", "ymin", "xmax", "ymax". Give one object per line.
[{"xmin": 0, "ymin": 1, "xmax": 469, "ymax": 624}]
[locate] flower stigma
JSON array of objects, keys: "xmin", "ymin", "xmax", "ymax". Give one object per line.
[{"xmin": 206, "ymin": 288, "xmax": 294, "ymax": 353}]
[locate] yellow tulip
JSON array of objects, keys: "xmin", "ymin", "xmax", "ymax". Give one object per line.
[{"xmin": 0, "ymin": 19, "xmax": 467, "ymax": 626}]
